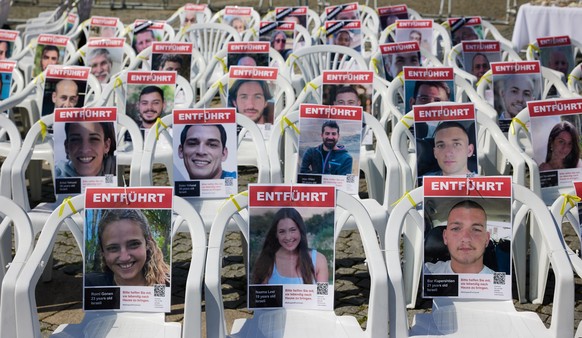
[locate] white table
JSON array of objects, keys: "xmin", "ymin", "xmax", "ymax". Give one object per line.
[{"xmin": 512, "ymin": 3, "xmax": 582, "ymax": 51}]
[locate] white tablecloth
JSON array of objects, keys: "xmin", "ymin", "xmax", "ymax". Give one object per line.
[{"xmin": 512, "ymin": 3, "xmax": 582, "ymax": 51}]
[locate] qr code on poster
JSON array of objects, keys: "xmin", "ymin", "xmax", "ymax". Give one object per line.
[
  {"xmin": 154, "ymin": 284, "xmax": 165, "ymax": 297},
  {"xmin": 317, "ymin": 282, "xmax": 329, "ymax": 295},
  {"xmin": 346, "ymin": 175, "xmax": 356, "ymax": 184},
  {"xmin": 105, "ymin": 174, "xmax": 114, "ymax": 184},
  {"xmin": 225, "ymin": 177, "xmax": 234, "ymax": 186},
  {"xmin": 493, "ymin": 272, "xmax": 505, "ymax": 285}
]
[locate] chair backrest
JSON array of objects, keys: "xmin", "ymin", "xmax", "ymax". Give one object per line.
[
  {"xmin": 175, "ymin": 23, "xmax": 242, "ymax": 63},
  {"xmin": 209, "ymin": 8, "xmax": 261, "ymax": 33},
  {"xmin": 166, "ymin": 4, "xmax": 213, "ymax": 30},
  {"xmin": 11, "ymin": 193, "xmax": 207, "ymax": 338},
  {"xmin": 385, "ymin": 184, "xmax": 574, "ymax": 338},
  {"xmin": 0, "ymin": 196, "xmax": 34, "ymax": 338},
  {"xmin": 0, "ymin": 114, "xmax": 22, "ymax": 199},
  {"xmin": 567, "ymin": 62, "xmax": 582, "ymax": 94},
  {"xmin": 204, "ymin": 189, "xmax": 388, "ymax": 338}
]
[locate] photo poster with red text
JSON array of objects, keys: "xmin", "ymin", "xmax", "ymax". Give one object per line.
[
  {"xmin": 380, "ymin": 41, "xmax": 421, "ymax": 83},
  {"xmin": 173, "ymin": 108, "xmax": 238, "ymax": 198},
  {"xmin": 529, "ymin": 98, "xmax": 582, "ymax": 192},
  {"xmin": 247, "ymin": 184, "xmax": 335, "ymax": 310},
  {"xmin": 89, "ymin": 16, "xmax": 120, "ymax": 39},
  {"xmin": 125, "ymin": 71, "xmax": 176, "ymax": 130},
  {"xmin": 65, "ymin": 13, "xmax": 77, "ymax": 34},
  {"xmin": 151, "ymin": 42, "xmax": 193, "ymax": 81},
  {"xmin": 447, "ymin": 17, "xmax": 483, "ymax": 46},
  {"xmin": 325, "ymin": 20, "xmax": 362, "ymax": 53},
  {"xmin": 53, "ymin": 107, "xmax": 117, "ymax": 194},
  {"xmin": 324, "ymin": 2, "xmax": 360, "ymax": 21},
  {"xmin": 41, "ymin": 65, "xmax": 89, "ymax": 117},
  {"xmin": 414, "ymin": 103, "xmax": 478, "ymax": 186},
  {"xmin": 573, "ymin": 181, "xmax": 582, "ymax": 246},
  {"xmin": 491, "ymin": 61, "xmax": 542, "ymax": 132},
  {"xmin": 275, "ymin": 6, "xmax": 307, "ymax": 28},
  {"xmin": 223, "ymin": 6, "xmax": 253, "ymax": 33},
  {"xmin": 83, "ymin": 187, "xmax": 173, "ymax": 312},
  {"xmin": 227, "ymin": 66, "xmax": 278, "ymax": 140},
  {"xmin": 378, "ymin": 4, "xmax": 408, "ymax": 31},
  {"xmin": 0, "ymin": 60, "xmax": 15, "ymax": 104},
  {"xmin": 259, "ymin": 21, "xmax": 295, "ymax": 61},
  {"xmin": 181, "ymin": 4, "xmax": 208, "ymax": 29},
  {"xmin": 461, "ymin": 41, "xmax": 501, "ymax": 83},
  {"xmin": 296, "ymin": 104, "xmax": 362, "ymax": 194},
  {"xmin": 423, "ymin": 176, "xmax": 512, "ymax": 299},
  {"xmin": 395, "ymin": 20, "xmax": 433, "ymax": 55},
  {"xmin": 34, "ymin": 34, "xmax": 70, "ymax": 77},
  {"xmin": 537, "ymin": 35, "xmax": 574, "ymax": 79},
  {"xmin": 403, "ymin": 66, "xmax": 454, "ymax": 114},
  {"xmin": 86, "ymin": 37, "xmax": 125, "ymax": 85},
  {"xmin": 321, "ymin": 70, "xmax": 373, "ymax": 144},
  {"xmin": 226, "ymin": 42, "xmax": 269, "ymax": 68},
  {"xmin": 0, "ymin": 29, "xmax": 19, "ymax": 60},
  {"xmin": 131, "ymin": 20, "xmax": 165, "ymax": 55}
]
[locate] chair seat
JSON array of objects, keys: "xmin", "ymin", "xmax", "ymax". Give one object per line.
[
  {"xmin": 230, "ymin": 309, "xmax": 365, "ymax": 338},
  {"xmin": 52, "ymin": 312, "xmax": 181, "ymax": 338},
  {"xmin": 410, "ymin": 299, "xmax": 549, "ymax": 338}
]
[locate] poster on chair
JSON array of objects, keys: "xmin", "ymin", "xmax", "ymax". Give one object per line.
[
  {"xmin": 529, "ymin": 98, "xmax": 582, "ymax": 190},
  {"xmin": 403, "ymin": 66, "xmax": 454, "ymax": 114},
  {"xmin": 324, "ymin": 20, "xmax": 362, "ymax": 53},
  {"xmin": 173, "ymin": 108, "xmax": 238, "ymax": 198},
  {"xmin": 150, "ymin": 42, "xmax": 193, "ymax": 81},
  {"xmin": 423, "ymin": 176, "xmax": 512, "ymax": 299},
  {"xmin": 378, "ymin": 5, "xmax": 409, "ymax": 31},
  {"xmin": 33, "ymin": 34, "xmax": 70, "ymax": 78},
  {"xmin": 324, "ymin": 2, "xmax": 359, "ymax": 21},
  {"xmin": 490, "ymin": 60, "xmax": 542, "ymax": 132},
  {"xmin": 53, "ymin": 107, "xmax": 118, "ymax": 194},
  {"xmin": 461, "ymin": 40, "xmax": 501, "ymax": 83},
  {"xmin": 447, "ymin": 17, "xmax": 483, "ymax": 46},
  {"xmin": 88, "ymin": 16, "xmax": 120, "ymax": 38},
  {"xmin": 41, "ymin": 65, "xmax": 89, "ymax": 116},
  {"xmin": 125, "ymin": 70, "xmax": 176, "ymax": 131},
  {"xmin": 537, "ymin": 35, "xmax": 574, "ymax": 80},
  {"xmin": 414, "ymin": 102, "xmax": 478, "ymax": 186},
  {"xmin": 275, "ymin": 6, "xmax": 307, "ymax": 28},
  {"xmin": 296, "ymin": 103, "xmax": 362, "ymax": 194},
  {"xmin": 0, "ymin": 60, "xmax": 15, "ymax": 106},
  {"xmin": 83, "ymin": 187, "xmax": 173, "ymax": 312},
  {"xmin": 380, "ymin": 41, "xmax": 421, "ymax": 83},
  {"xmin": 227, "ymin": 66, "xmax": 278, "ymax": 139},
  {"xmin": 247, "ymin": 184, "xmax": 335, "ymax": 310},
  {"xmin": 321, "ymin": 70, "xmax": 374, "ymax": 144},
  {"xmin": 181, "ymin": 4, "xmax": 208, "ymax": 29},
  {"xmin": 394, "ymin": 20, "xmax": 433, "ymax": 54},
  {"xmin": 86, "ymin": 37, "xmax": 125, "ymax": 85},
  {"xmin": 259, "ymin": 21, "xmax": 295, "ymax": 61},
  {"xmin": 226, "ymin": 42, "xmax": 269, "ymax": 68},
  {"xmin": 130, "ymin": 20, "xmax": 165, "ymax": 55},
  {"xmin": 0, "ymin": 29, "xmax": 19, "ymax": 60},
  {"xmin": 223, "ymin": 6, "xmax": 253, "ymax": 33}
]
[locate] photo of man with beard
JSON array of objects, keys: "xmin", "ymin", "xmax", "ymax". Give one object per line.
[
  {"xmin": 137, "ymin": 86, "xmax": 166, "ymax": 129},
  {"xmin": 299, "ymin": 120, "xmax": 353, "ymax": 175}
]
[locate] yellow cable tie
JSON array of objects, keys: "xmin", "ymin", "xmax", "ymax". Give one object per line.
[
  {"xmin": 303, "ymin": 81, "xmax": 318, "ymax": 93},
  {"xmin": 58, "ymin": 197, "xmax": 78, "ymax": 216},
  {"xmin": 138, "ymin": 54, "xmax": 148, "ymax": 60},
  {"xmin": 214, "ymin": 55, "xmax": 227, "ymax": 73},
  {"xmin": 442, "ymin": 22, "xmax": 451, "ymax": 29},
  {"xmin": 397, "ymin": 71, "xmax": 404, "ymax": 85},
  {"xmin": 475, "ymin": 73, "xmax": 491, "ymax": 88},
  {"xmin": 114, "ymin": 76, "xmax": 123, "ymax": 89},
  {"xmin": 34, "ymin": 73, "xmax": 45, "ymax": 85},
  {"xmin": 452, "ymin": 48, "xmax": 460, "ymax": 56},
  {"xmin": 217, "ymin": 81, "xmax": 225, "ymax": 96},
  {"xmin": 227, "ymin": 191, "xmax": 248, "ymax": 212},
  {"xmin": 371, "ymin": 58, "xmax": 379, "ymax": 74},
  {"xmin": 39, "ymin": 120, "xmax": 47, "ymax": 141},
  {"xmin": 560, "ymin": 194, "xmax": 581, "ymax": 216},
  {"xmin": 250, "ymin": 27, "xmax": 257, "ymax": 36},
  {"xmin": 284, "ymin": 116, "xmax": 299, "ymax": 134},
  {"xmin": 391, "ymin": 191, "xmax": 416, "ymax": 208},
  {"xmin": 568, "ymin": 73, "xmax": 581, "ymax": 86},
  {"xmin": 400, "ymin": 115, "xmax": 412, "ymax": 129},
  {"xmin": 528, "ymin": 43, "xmax": 540, "ymax": 53},
  {"xmin": 155, "ymin": 117, "xmax": 168, "ymax": 140},
  {"xmin": 510, "ymin": 117, "xmax": 528, "ymax": 135}
]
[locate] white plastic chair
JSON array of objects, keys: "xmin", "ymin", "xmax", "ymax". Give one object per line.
[
  {"xmin": 386, "ymin": 184, "xmax": 574, "ymax": 338},
  {"xmin": 268, "ymin": 110, "xmax": 401, "ymax": 245},
  {"xmin": 140, "ymin": 113, "xmax": 270, "ymax": 232},
  {"xmin": 121, "ymin": 20, "xmax": 176, "ymax": 45},
  {"xmin": 204, "ymin": 189, "xmax": 388, "ymax": 338},
  {"xmin": 285, "ymin": 44, "xmax": 368, "ymax": 95},
  {"xmin": 175, "ymin": 23, "xmax": 242, "ymax": 64},
  {"xmin": 0, "ymin": 196, "xmax": 34, "ymax": 337},
  {"xmin": 166, "ymin": 4, "xmax": 213, "ymax": 31},
  {"xmin": 66, "ymin": 16, "xmax": 126, "ymax": 48},
  {"xmin": 209, "ymin": 7, "xmax": 261, "ymax": 34},
  {"xmin": 11, "ymin": 193, "xmax": 207, "ymax": 338},
  {"xmin": 567, "ymin": 63, "xmax": 582, "ymax": 95}
]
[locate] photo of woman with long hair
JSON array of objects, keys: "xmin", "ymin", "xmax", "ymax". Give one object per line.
[
  {"xmin": 85, "ymin": 209, "xmax": 170, "ymax": 287},
  {"xmin": 251, "ymin": 208, "xmax": 329, "ymax": 285},
  {"xmin": 539, "ymin": 120, "xmax": 582, "ymax": 171}
]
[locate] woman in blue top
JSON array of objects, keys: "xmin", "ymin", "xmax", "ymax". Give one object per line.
[{"xmin": 251, "ymin": 208, "xmax": 329, "ymax": 285}]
